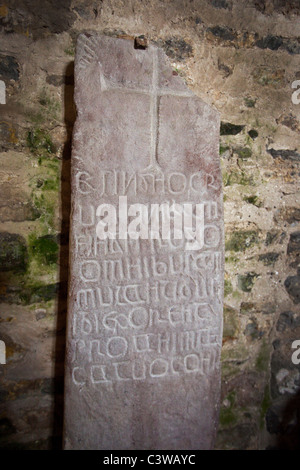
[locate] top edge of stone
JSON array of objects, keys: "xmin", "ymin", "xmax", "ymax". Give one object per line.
[{"xmin": 74, "ymin": 31, "xmax": 219, "ymax": 117}]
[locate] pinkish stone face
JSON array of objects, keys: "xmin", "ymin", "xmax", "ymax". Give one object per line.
[{"xmin": 64, "ymin": 33, "xmax": 224, "ymax": 450}]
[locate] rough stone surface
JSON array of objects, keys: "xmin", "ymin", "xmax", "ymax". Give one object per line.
[
  {"xmin": 0, "ymin": 55, "xmax": 19, "ymax": 81},
  {"xmin": 285, "ymin": 274, "xmax": 300, "ymax": 304},
  {"xmin": 64, "ymin": 33, "xmax": 223, "ymax": 450},
  {"xmin": 0, "ymin": 232, "xmax": 28, "ymax": 272}
]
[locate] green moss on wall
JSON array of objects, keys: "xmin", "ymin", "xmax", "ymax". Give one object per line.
[
  {"xmin": 260, "ymin": 385, "xmax": 271, "ymax": 429},
  {"xmin": 225, "ymin": 231, "xmax": 259, "ymax": 252},
  {"xmin": 38, "ymin": 88, "xmax": 60, "ymax": 120},
  {"xmin": 223, "ymin": 305, "xmax": 239, "ymax": 339},
  {"xmin": 238, "ymin": 272, "xmax": 258, "ymax": 292},
  {"xmin": 244, "ymin": 97, "xmax": 256, "ymax": 108},
  {"xmin": 243, "ymin": 195, "xmax": 262, "ymax": 207},
  {"xmin": 225, "ymin": 254, "xmax": 239, "ymax": 263},
  {"xmin": 27, "ymin": 128, "xmax": 55, "ymax": 157},
  {"xmin": 28, "ymin": 234, "xmax": 59, "ymax": 266},
  {"xmin": 224, "ymin": 279, "xmax": 233, "ymax": 297},
  {"xmin": 29, "ymin": 156, "xmax": 60, "ymax": 232},
  {"xmin": 19, "ymin": 282, "xmax": 59, "ymax": 305},
  {"xmin": 221, "ymin": 344, "xmax": 249, "ymax": 379},
  {"xmin": 18, "ymin": 148, "xmax": 62, "ymax": 297},
  {"xmin": 222, "ymin": 169, "xmax": 255, "ymax": 187},
  {"xmin": 31, "ymin": 193, "xmax": 56, "ymax": 231},
  {"xmin": 64, "ymin": 43, "xmax": 75, "ymax": 56},
  {"xmin": 219, "ymin": 391, "xmax": 238, "ymax": 427},
  {"xmin": 255, "ymin": 340, "xmax": 270, "ymax": 373},
  {"xmin": 29, "ymin": 86, "xmax": 61, "ymax": 125},
  {"xmin": 235, "ymin": 147, "xmax": 252, "ymax": 160},
  {"xmin": 220, "ymin": 144, "xmax": 230, "ymax": 155}
]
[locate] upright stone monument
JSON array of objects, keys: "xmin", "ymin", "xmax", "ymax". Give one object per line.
[{"xmin": 64, "ymin": 33, "xmax": 224, "ymax": 450}]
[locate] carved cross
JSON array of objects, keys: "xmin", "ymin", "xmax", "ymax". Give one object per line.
[{"xmin": 99, "ymin": 46, "xmax": 193, "ymax": 173}]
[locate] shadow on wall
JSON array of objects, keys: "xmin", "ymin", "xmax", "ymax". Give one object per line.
[
  {"xmin": 267, "ymin": 389, "xmax": 300, "ymax": 450},
  {"xmin": 276, "ymin": 391, "xmax": 300, "ymax": 450},
  {"xmin": 52, "ymin": 60, "xmax": 75, "ymax": 449}
]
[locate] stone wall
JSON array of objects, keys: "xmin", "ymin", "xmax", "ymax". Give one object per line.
[{"xmin": 0, "ymin": 0, "xmax": 299, "ymax": 450}]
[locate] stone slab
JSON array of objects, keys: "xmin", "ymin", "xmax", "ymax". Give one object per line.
[{"xmin": 63, "ymin": 33, "xmax": 224, "ymax": 450}]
